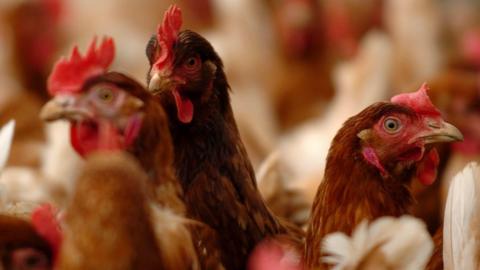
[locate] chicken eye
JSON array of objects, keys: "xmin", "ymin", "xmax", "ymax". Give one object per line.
[
  {"xmin": 185, "ymin": 57, "xmax": 199, "ymax": 69},
  {"xmin": 383, "ymin": 117, "xmax": 402, "ymax": 133},
  {"xmin": 97, "ymin": 88, "xmax": 114, "ymax": 103}
]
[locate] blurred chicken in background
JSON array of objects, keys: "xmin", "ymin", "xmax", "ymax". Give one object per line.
[{"xmin": 0, "ymin": 0, "xmax": 479, "ymax": 268}]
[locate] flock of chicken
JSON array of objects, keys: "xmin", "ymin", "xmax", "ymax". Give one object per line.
[{"xmin": 0, "ymin": 0, "xmax": 480, "ymax": 270}]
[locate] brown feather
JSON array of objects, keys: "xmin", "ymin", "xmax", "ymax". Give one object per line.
[
  {"xmin": 58, "ymin": 152, "xmax": 198, "ymax": 270},
  {"xmin": 151, "ymin": 30, "xmax": 304, "ymax": 270},
  {"xmin": 305, "ymin": 103, "xmax": 422, "ymax": 269}
]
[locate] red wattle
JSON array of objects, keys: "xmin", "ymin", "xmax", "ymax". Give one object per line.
[
  {"xmin": 416, "ymin": 148, "xmax": 440, "ymax": 186},
  {"xmin": 172, "ymin": 89, "xmax": 194, "ymax": 123}
]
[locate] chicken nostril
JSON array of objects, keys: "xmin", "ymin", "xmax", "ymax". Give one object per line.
[{"xmin": 427, "ymin": 122, "xmax": 441, "ymax": 129}]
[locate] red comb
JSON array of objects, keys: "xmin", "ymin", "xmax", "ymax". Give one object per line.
[
  {"xmin": 31, "ymin": 204, "xmax": 62, "ymax": 261},
  {"xmin": 47, "ymin": 37, "xmax": 115, "ymax": 96},
  {"xmin": 154, "ymin": 5, "xmax": 183, "ymax": 70},
  {"xmin": 391, "ymin": 83, "xmax": 441, "ymax": 117}
]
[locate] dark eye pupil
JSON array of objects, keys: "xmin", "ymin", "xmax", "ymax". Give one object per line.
[
  {"xmin": 188, "ymin": 58, "xmax": 196, "ymax": 66},
  {"xmin": 388, "ymin": 122, "xmax": 396, "ymax": 129},
  {"xmin": 25, "ymin": 255, "xmax": 40, "ymax": 266}
]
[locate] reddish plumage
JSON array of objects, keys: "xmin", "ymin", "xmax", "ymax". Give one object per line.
[
  {"xmin": 47, "ymin": 37, "xmax": 115, "ymax": 95},
  {"xmin": 304, "ymin": 85, "xmax": 462, "ymax": 269},
  {"xmin": 6, "ymin": 0, "xmax": 64, "ymax": 100},
  {"xmin": 42, "ymin": 35, "xmax": 190, "ymax": 219},
  {"xmin": 57, "ymin": 153, "xmax": 166, "ymax": 270},
  {"xmin": 42, "ymin": 69, "xmax": 200, "ymax": 268},
  {"xmin": 146, "ymin": 5, "xmax": 304, "ymax": 270},
  {"xmin": 41, "ymin": 0, "xmax": 63, "ymax": 22}
]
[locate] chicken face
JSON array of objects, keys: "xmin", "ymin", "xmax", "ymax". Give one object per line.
[
  {"xmin": 145, "ymin": 6, "xmax": 225, "ymax": 124},
  {"xmin": 356, "ymin": 85, "xmax": 463, "ymax": 185},
  {"xmin": 41, "ymin": 73, "xmax": 145, "ymax": 156},
  {"xmin": 8, "ymin": 248, "xmax": 50, "ymax": 270}
]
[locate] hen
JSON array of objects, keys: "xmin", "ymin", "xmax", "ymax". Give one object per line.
[
  {"xmin": 40, "ymin": 36, "xmax": 201, "ymax": 269},
  {"xmin": 146, "ymin": 5, "xmax": 304, "ymax": 270},
  {"xmin": 57, "ymin": 152, "xmax": 199, "ymax": 270},
  {"xmin": 40, "ymin": 37, "xmax": 185, "ymax": 214},
  {"xmin": 304, "ymin": 84, "xmax": 463, "ymax": 269}
]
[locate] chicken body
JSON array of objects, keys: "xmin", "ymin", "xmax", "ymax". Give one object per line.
[
  {"xmin": 146, "ymin": 6, "xmax": 304, "ymax": 269},
  {"xmin": 41, "ymin": 39, "xmax": 200, "ymax": 268},
  {"xmin": 58, "ymin": 153, "xmax": 172, "ymax": 270},
  {"xmin": 304, "ymin": 87, "xmax": 463, "ymax": 269}
]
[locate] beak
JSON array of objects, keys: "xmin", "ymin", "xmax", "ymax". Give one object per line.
[
  {"xmin": 415, "ymin": 120, "xmax": 464, "ymax": 145},
  {"xmin": 148, "ymin": 69, "xmax": 176, "ymax": 94},
  {"xmin": 40, "ymin": 95, "xmax": 90, "ymax": 122}
]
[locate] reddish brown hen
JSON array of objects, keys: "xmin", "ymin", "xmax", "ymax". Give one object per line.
[
  {"xmin": 57, "ymin": 152, "xmax": 199, "ymax": 270},
  {"xmin": 42, "ymin": 39, "xmax": 204, "ymax": 269},
  {"xmin": 146, "ymin": 5, "xmax": 304, "ymax": 270},
  {"xmin": 304, "ymin": 84, "xmax": 463, "ymax": 269},
  {"xmin": 40, "ymin": 37, "xmax": 185, "ymax": 214}
]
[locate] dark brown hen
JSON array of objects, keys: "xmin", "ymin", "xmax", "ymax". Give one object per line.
[
  {"xmin": 304, "ymin": 85, "xmax": 463, "ymax": 269},
  {"xmin": 146, "ymin": 5, "xmax": 304, "ymax": 270}
]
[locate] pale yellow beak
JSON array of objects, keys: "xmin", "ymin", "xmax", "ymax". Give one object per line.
[
  {"xmin": 415, "ymin": 121, "xmax": 464, "ymax": 144},
  {"xmin": 40, "ymin": 95, "xmax": 90, "ymax": 122}
]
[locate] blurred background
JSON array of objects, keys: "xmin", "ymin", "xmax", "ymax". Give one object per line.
[{"xmin": 0, "ymin": 0, "xmax": 479, "ymax": 232}]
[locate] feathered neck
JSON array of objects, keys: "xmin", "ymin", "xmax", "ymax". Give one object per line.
[
  {"xmin": 130, "ymin": 99, "xmax": 185, "ymax": 214},
  {"xmin": 305, "ymin": 122, "xmax": 415, "ymax": 269},
  {"xmin": 158, "ymin": 70, "xmax": 239, "ymax": 188}
]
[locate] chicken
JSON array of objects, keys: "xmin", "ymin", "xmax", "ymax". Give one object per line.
[
  {"xmin": 441, "ymin": 162, "xmax": 480, "ymax": 270},
  {"xmin": 257, "ymin": 31, "xmax": 393, "ymax": 226},
  {"xmin": 58, "ymin": 152, "xmax": 198, "ymax": 270},
  {"xmin": 3, "ymin": 0, "xmax": 63, "ymax": 101},
  {"xmin": 304, "ymin": 84, "xmax": 463, "ymax": 269},
  {"xmin": 40, "ymin": 36, "xmax": 204, "ymax": 269},
  {"xmin": 42, "ymin": 36, "xmax": 225, "ymax": 269},
  {"xmin": 385, "ymin": 0, "xmax": 444, "ymax": 92},
  {"xmin": 39, "ymin": 37, "xmax": 185, "ymax": 214},
  {"xmin": 321, "ymin": 216, "xmax": 433, "ymax": 270},
  {"xmin": 146, "ymin": 5, "xmax": 304, "ymax": 270},
  {"xmin": 0, "ymin": 204, "xmax": 61, "ymax": 270}
]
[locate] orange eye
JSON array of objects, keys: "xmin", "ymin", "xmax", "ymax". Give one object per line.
[{"xmin": 383, "ymin": 117, "xmax": 402, "ymax": 133}]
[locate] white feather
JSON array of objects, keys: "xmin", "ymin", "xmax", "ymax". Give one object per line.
[
  {"xmin": 0, "ymin": 120, "xmax": 15, "ymax": 172},
  {"xmin": 443, "ymin": 162, "xmax": 480, "ymax": 270},
  {"xmin": 322, "ymin": 216, "xmax": 434, "ymax": 270},
  {"xmin": 259, "ymin": 31, "xmax": 393, "ymax": 205},
  {"xmin": 385, "ymin": 0, "xmax": 444, "ymax": 90}
]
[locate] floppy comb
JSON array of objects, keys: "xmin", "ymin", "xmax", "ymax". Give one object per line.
[
  {"xmin": 391, "ymin": 83, "xmax": 441, "ymax": 117},
  {"xmin": 154, "ymin": 5, "xmax": 183, "ymax": 70},
  {"xmin": 47, "ymin": 37, "xmax": 115, "ymax": 96}
]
